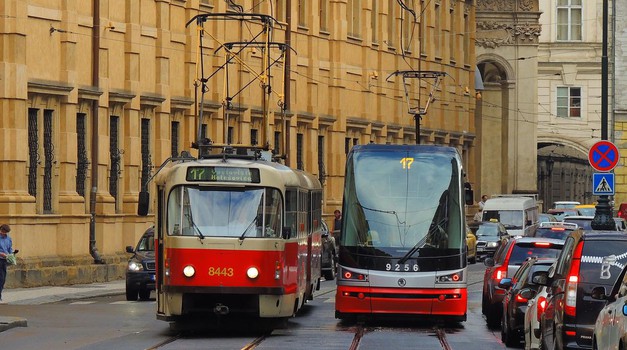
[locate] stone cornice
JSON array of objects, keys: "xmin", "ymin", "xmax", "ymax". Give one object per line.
[{"xmin": 28, "ymin": 80, "xmax": 73, "ymax": 96}]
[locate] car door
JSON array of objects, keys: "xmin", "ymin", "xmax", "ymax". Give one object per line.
[{"xmin": 608, "ymin": 271, "xmax": 627, "ymax": 349}]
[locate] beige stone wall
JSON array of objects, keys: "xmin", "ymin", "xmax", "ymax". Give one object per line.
[{"xmin": 0, "ymin": 0, "xmax": 477, "ymax": 287}]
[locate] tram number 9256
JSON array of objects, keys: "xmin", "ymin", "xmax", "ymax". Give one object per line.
[{"xmin": 386, "ymin": 263, "xmax": 420, "ymax": 272}]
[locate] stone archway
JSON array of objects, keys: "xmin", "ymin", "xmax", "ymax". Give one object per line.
[{"xmin": 537, "ymin": 142, "xmax": 592, "ymax": 209}]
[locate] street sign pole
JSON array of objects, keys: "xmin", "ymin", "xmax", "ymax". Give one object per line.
[{"xmin": 592, "ymin": 0, "xmax": 614, "ymax": 231}]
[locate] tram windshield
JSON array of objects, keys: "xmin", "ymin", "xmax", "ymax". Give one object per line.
[
  {"xmin": 342, "ymin": 150, "xmax": 463, "ymax": 256},
  {"xmin": 167, "ymin": 186, "xmax": 283, "ymax": 238}
]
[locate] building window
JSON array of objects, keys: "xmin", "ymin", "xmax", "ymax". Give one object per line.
[
  {"xmin": 557, "ymin": 0, "xmax": 582, "ymax": 41},
  {"xmin": 28, "ymin": 108, "xmax": 38, "ymax": 198},
  {"xmin": 275, "ymin": 0, "xmax": 286, "ymax": 22},
  {"xmin": 347, "ymin": 0, "xmax": 361, "ymax": 38},
  {"xmin": 201, "ymin": 123, "xmax": 207, "ymax": 140},
  {"xmin": 227, "ymin": 126, "xmax": 234, "ymax": 144},
  {"xmin": 251, "ymin": 128, "xmax": 259, "ymax": 146},
  {"xmin": 371, "ymin": 0, "xmax": 378, "ymax": 44},
  {"xmin": 76, "ymin": 113, "xmax": 89, "ymax": 198},
  {"xmin": 296, "ymin": 133, "xmax": 304, "ymax": 170},
  {"xmin": 318, "ymin": 135, "xmax": 325, "ymax": 185},
  {"xmin": 320, "ymin": 0, "xmax": 328, "ymax": 31},
  {"xmin": 274, "ymin": 131, "xmax": 281, "ymax": 154},
  {"xmin": 298, "ymin": 0, "xmax": 307, "ymax": 27},
  {"xmin": 420, "ymin": 0, "xmax": 427, "ymax": 55},
  {"xmin": 463, "ymin": 12, "xmax": 469, "ymax": 65},
  {"xmin": 387, "ymin": 0, "xmax": 396, "ymax": 48},
  {"xmin": 43, "ymin": 110, "xmax": 53, "ymax": 213},
  {"xmin": 449, "ymin": 7, "xmax": 455, "ymax": 63},
  {"xmin": 557, "ymin": 87, "xmax": 581, "ymax": 118},
  {"xmin": 109, "ymin": 116, "xmax": 120, "ymax": 201},
  {"xmin": 171, "ymin": 121, "xmax": 179, "ymax": 157},
  {"xmin": 141, "ymin": 118, "xmax": 151, "ymax": 193},
  {"xmin": 402, "ymin": 6, "xmax": 413, "ymax": 53},
  {"xmin": 435, "ymin": 3, "xmax": 441, "ymax": 58}
]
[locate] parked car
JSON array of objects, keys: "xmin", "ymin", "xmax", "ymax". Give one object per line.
[
  {"xmin": 499, "ymin": 257, "xmax": 556, "ymax": 347},
  {"xmin": 535, "ymin": 230, "xmax": 627, "ymax": 350},
  {"xmin": 321, "ymin": 221, "xmax": 337, "ymax": 280},
  {"xmin": 524, "ymin": 283, "xmax": 550, "ymax": 350},
  {"xmin": 467, "ymin": 224, "xmax": 477, "ymax": 264},
  {"xmin": 468, "ymin": 220, "xmax": 509, "ymax": 261},
  {"xmin": 539, "ymin": 213, "xmax": 559, "ymax": 224},
  {"xmin": 531, "ymin": 221, "xmax": 580, "ymax": 240},
  {"xmin": 125, "ymin": 226, "xmax": 155, "ymax": 301},
  {"xmin": 592, "ymin": 263, "xmax": 627, "ymax": 350},
  {"xmin": 482, "ymin": 237, "xmax": 564, "ymax": 327}
]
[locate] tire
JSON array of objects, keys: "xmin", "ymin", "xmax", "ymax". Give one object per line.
[
  {"xmin": 126, "ymin": 286, "xmax": 138, "ymax": 301},
  {"xmin": 138, "ymin": 288, "xmax": 151, "ymax": 300},
  {"xmin": 486, "ymin": 304, "xmax": 501, "ymax": 328},
  {"xmin": 501, "ymin": 314, "xmax": 516, "ymax": 347},
  {"xmin": 323, "ymin": 253, "xmax": 337, "ymax": 280},
  {"xmin": 470, "ymin": 254, "xmax": 477, "ymax": 264}
]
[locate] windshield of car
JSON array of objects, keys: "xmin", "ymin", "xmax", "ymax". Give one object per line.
[
  {"xmin": 577, "ymin": 208, "xmax": 596, "ymax": 216},
  {"xmin": 475, "ymin": 224, "xmax": 500, "ymax": 237},
  {"xmin": 137, "ymin": 233, "xmax": 154, "ymax": 251},
  {"xmin": 508, "ymin": 243, "xmax": 563, "ymax": 265},
  {"xmin": 167, "ymin": 185, "xmax": 283, "ymax": 238},
  {"xmin": 483, "ymin": 210, "xmax": 523, "ymax": 230}
]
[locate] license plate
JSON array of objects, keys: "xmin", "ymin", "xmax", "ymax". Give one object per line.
[{"xmin": 151, "ymin": 274, "xmax": 156, "ymax": 281}]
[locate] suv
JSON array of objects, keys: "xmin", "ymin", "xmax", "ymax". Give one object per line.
[
  {"xmin": 321, "ymin": 221, "xmax": 337, "ymax": 280},
  {"xmin": 531, "ymin": 221, "xmax": 580, "ymax": 240},
  {"xmin": 482, "ymin": 237, "xmax": 564, "ymax": 327},
  {"xmin": 125, "ymin": 226, "xmax": 156, "ymax": 301},
  {"xmin": 536, "ymin": 230, "xmax": 627, "ymax": 350},
  {"xmin": 469, "ymin": 220, "xmax": 510, "ymax": 261}
]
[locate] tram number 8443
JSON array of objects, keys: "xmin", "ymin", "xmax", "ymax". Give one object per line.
[{"xmin": 386, "ymin": 263, "xmax": 420, "ymax": 272}]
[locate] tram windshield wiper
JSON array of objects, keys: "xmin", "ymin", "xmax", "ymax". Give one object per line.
[
  {"xmin": 239, "ymin": 216, "xmax": 258, "ymax": 241},
  {"xmin": 185, "ymin": 212, "xmax": 205, "ymax": 240}
]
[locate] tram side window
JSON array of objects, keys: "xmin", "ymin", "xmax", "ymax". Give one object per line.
[{"xmin": 285, "ymin": 189, "xmax": 298, "ymax": 239}]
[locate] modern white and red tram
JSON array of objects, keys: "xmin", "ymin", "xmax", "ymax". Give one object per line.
[
  {"xmin": 335, "ymin": 144, "xmax": 474, "ymax": 322},
  {"xmin": 138, "ymin": 145, "xmax": 323, "ymax": 329}
]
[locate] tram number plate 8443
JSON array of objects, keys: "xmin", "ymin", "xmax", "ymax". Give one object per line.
[{"xmin": 385, "ymin": 263, "xmax": 419, "ymax": 272}]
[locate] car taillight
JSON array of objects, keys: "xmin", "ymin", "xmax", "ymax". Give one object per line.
[
  {"xmin": 551, "ymin": 227, "xmax": 565, "ymax": 231},
  {"xmin": 515, "ymin": 293, "xmax": 528, "ymax": 303},
  {"xmin": 565, "ymin": 241, "xmax": 583, "ymax": 317},
  {"xmin": 534, "ymin": 242, "xmax": 552, "ymax": 247},
  {"xmin": 537, "ymin": 296, "xmax": 547, "ymax": 322},
  {"xmin": 493, "ymin": 266, "xmax": 507, "ymax": 280}
]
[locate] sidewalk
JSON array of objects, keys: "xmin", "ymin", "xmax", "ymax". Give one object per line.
[{"xmin": 0, "ymin": 279, "xmax": 125, "ymax": 332}]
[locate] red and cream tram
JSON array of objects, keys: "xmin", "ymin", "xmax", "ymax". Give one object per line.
[{"xmin": 138, "ymin": 145, "xmax": 323, "ymax": 329}]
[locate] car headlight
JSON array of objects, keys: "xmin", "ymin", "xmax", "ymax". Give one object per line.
[
  {"xmin": 486, "ymin": 241, "xmax": 499, "ymax": 248},
  {"xmin": 128, "ymin": 261, "xmax": 143, "ymax": 271}
]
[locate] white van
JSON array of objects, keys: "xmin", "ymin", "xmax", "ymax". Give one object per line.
[{"xmin": 481, "ymin": 195, "xmax": 539, "ymax": 237}]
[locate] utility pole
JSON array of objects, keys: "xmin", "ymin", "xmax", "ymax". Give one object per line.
[{"xmin": 591, "ymin": 0, "xmax": 614, "ymax": 230}]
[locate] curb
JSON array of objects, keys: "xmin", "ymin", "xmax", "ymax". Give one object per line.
[{"xmin": 0, "ymin": 316, "xmax": 27, "ymax": 332}]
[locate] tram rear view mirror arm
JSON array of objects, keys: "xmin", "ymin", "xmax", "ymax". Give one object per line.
[
  {"xmin": 464, "ymin": 182, "xmax": 474, "ymax": 205},
  {"xmin": 282, "ymin": 227, "xmax": 292, "ymax": 239},
  {"xmin": 138, "ymin": 191, "xmax": 150, "ymax": 216}
]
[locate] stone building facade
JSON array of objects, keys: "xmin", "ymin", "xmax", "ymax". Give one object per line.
[
  {"xmin": 0, "ymin": 1, "xmax": 478, "ymax": 287},
  {"xmin": 615, "ymin": 0, "xmax": 627, "ymax": 206}
]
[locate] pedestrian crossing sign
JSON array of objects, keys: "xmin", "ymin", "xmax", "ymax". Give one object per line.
[{"xmin": 593, "ymin": 173, "xmax": 615, "ymax": 195}]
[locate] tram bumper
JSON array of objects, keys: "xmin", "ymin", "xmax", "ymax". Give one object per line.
[{"xmin": 336, "ymin": 285, "xmax": 467, "ymax": 320}]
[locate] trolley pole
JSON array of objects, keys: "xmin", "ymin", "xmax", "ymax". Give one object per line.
[
  {"xmin": 414, "ymin": 114, "xmax": 421, "ymax": 145},
  {"xmin": 591, "ymin": 0, "xmax": 614, "ymax": 230}
]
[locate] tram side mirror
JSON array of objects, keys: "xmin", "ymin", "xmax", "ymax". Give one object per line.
[
  {"xmin": 282, "ymin": 227, "xmax": 292, "ymax": 239},
  {"xmin": 464, "ymin": 182, "xmax": 474, "ymax": 205},
  {"xmin": 138, "ymin": 191, "xmax": 150, "ymax": 216}
]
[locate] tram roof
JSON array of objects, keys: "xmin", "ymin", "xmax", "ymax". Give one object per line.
[{"xmin": 350, "ymin": 143, "xmax": 460, "ymax": 156}]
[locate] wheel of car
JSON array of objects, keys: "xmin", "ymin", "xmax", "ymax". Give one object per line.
[
  {"xmin": 486, "ymin": 305, "xmax": 500, "ymax": 327},
  {"xmin": 138, "ymin": 288, "xmax": 151, "ymax": 300},
  {"xmin": 501, "ymin": 313, "xmax": 516, "ymax": 347},
  {"xmin": 126, "ymin": 286, "xmax": 139, "ymax": 301},
  {"xmin": 323, "ymin": 253, "xmax": 336, "ymax": 280},
  {"xmin": 469, "ymin": 254, "xmax": 477, "ymax": 264}
]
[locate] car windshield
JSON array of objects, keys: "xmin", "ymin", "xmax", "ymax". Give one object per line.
[
  {"xmin": 475, "ymin": 224, "xmax": 500, "ymax": 237},
  {"xmin": 137, "ymin": 233, "xmax": 154, "ymax": 251},
  {"xmin": 509, "ymin": 243, "xmax": 562, "ymax": 265},
  {"xmin": 577, "ymin": 208, "xmax": 596, "ymax": 216},
  {"xmin": 483, "ymin": 210, "xmax": 523, "ymax": 229}
]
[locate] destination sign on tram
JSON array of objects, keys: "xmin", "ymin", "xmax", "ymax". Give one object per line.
[{"xmin": 186, "ymin": 166, "xmax": 260, "ymax": 183}]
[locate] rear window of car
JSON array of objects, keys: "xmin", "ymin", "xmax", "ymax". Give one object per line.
[
  {"xmin": 534, "ymin": 228, "xmax": 573, "ymax": 240},
  {"xmin": 563, "ymin": 219, "xmax": 592, "ymax": 230},
  {"xmin": 580, "ymin": 241, "xmax": 627, "ymax": 285},
  {"xmin": 509, "ymin": 243, "xmax": 563, "ymax": 265}
]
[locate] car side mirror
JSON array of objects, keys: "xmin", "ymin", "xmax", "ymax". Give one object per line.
[
  {"xmin": 519, "ymin": 288, "xmax": 536, "ymax": 300},
  {"xmin": 498, "ymin": 278, "xmax": 512, "ymax": 289},
  {"xmin": 623, "ymin": 304, "xmax": 627, "ymax": 316},
  {"xmin": 531, "ymin": 271, "xmax": 549, "ymax": 286},
  {"xmin": 125, "ymin": 245, "xmax": 134, "ymax": 253},
  {"xmin": 484, "ymin": 257, "xmax": 495, "ymax": 267}
]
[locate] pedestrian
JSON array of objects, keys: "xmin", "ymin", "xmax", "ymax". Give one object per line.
[
  {"xmin": 479, "ymin": 194, "xmax": 488, "ymax": 210},
  {"xmin": 0, "ymin": 224, "xmax": 12, "ymax": 302},
  {"xmin": 333, "ymin": 209, "xmax": 343, "ymax": 233}
]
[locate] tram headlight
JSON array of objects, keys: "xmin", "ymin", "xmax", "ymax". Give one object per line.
[
  {"xmin": 339, "ymin": 267, "xmax": 368, "ymax": 282},
  {"xmin": 436, "ymin": 271, "xmax": 464, "ymax": 283},
  {"xmin": 247, "ymin": 267, "xmax": 259, "ymax": 279},
  {"xmin": 183, "ymin": 265, "xmax": 195, "ymax": 278}
]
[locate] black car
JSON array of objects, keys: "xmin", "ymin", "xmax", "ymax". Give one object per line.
[
  {"xmin": 536, "ymin": 230, "xmax": 627, "ymax": 350},
  {"xmin": 530, "ymin": 221, "xmax": 580, "ymax": 240},
  {"xmin": 321, "ymin": 221, "xmax": 337, "ymax": 280},
  {"xmin": 125, "ymin": 226, "xmax": 156, "ymax": 301},
  {"xmin": 469, "ymin": 220, "xmax": 510, "ymax": 260},
  {"xmin": 499, "ymin": 257, "xmax": 556, "ymax": 347}
]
